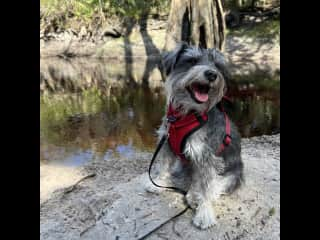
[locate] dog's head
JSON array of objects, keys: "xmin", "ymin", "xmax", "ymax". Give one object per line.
[{"xmin": 162, "ymin": 42, "xmax": 230, "ymax": 115}]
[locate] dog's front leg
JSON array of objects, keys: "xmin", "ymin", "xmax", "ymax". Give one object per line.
[{"xmin": 186, "ymin": 163, "xmax": 220, "ymax": 229}]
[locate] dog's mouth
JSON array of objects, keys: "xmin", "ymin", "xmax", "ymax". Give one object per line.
[{"xmin": 187, "ymin": 82, "xmax": 210, "ymax": 103}]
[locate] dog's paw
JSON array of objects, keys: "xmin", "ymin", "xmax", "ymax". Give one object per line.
[
  {"xmin": 144, "ymin": 177, "xmax": 168, "ymax": 194},
  {"xmin": 192, "ymin": 202, "xmax": 217, "ymax": 229},
  {"xmin": 144, "ymin": 182, "xmax": 163, "ymax": 194},
  {"xmin": 185, "ymin": 191, "xmax": 202, "ymax": 209}
]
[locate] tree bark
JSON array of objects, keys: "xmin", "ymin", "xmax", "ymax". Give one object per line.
[
  {"xmin": 98, "ymin": 0, "xmax": 106, "ymax": 23},
  {"xmin": 164, "ymin": 0, "xmax": 226, "ymax": 51}
]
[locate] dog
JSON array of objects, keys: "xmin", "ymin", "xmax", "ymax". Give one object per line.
[{"xmin": 145, "ymin": 43, "xmax": 244, "ymax": 229}]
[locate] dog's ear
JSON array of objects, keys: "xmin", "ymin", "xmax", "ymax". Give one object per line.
[
  {"xmin": 211, "ymin": 48, "xmax": 231, "ymax": 87},
  {"xmin": 162, "ymin": 42, "xmax": 188, "ymax": 76}
]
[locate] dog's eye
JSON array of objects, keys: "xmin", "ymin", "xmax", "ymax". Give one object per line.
[{"xmin": 186, "ymin": 58, "xmax": 198, "ymax": 64}]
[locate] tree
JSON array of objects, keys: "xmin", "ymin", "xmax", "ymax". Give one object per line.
[{"xmin": 164, "ymin": 0, "xmax": 226, "ymax": 51}]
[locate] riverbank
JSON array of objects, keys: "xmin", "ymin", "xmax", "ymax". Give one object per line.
[
  {"xmin": 40, "ymin": 34, "xmax": 279, "ymax": 96},
  {"xmin": 40, "ymin": 134, "xmax": 280, "ymax": 240},
  {"xmin": 40, "ymin": 16, "xmax": 280, "ymax": 83}
]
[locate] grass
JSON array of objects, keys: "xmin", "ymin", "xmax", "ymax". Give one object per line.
[{"xmin": 228, "ymin": 18, "xmax": 280, "ymax": 41}]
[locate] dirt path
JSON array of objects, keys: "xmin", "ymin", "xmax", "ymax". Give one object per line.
[{"xmin": 40, "ymin": 134, "xmax": 279, "ymax": 240}]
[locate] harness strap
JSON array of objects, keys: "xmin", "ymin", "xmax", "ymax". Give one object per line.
[
  {"xmin": 215, "ymin": 104, "xmax": 232, "ymax": 155},
  {"xmin": 193, "ymin": 111, "xmax": 206, "ymax": 125},
  {"xmin": 222, "ymin": 95, "xmax": 232, "ymax": 103}
]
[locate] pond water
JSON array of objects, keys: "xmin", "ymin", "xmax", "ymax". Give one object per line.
[{"xmin": 40, "ymin": 59, "xmax": 279, "ymax": 167}]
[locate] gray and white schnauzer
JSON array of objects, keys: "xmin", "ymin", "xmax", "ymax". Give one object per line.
[{"xmin": 145, "ymin": 43, "xmax": 243, "ymax": 229}]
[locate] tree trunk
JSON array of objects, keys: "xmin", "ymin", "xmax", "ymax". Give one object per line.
[
  {"xmin": 164, "ymin": 0, "xmax": 226, "ymax": 51},
  {"xmin": 98, "ymin": 0, "xmax": 106, "ymax": 23},
  {"xmin": 236, "ymin": 0, "xmax": 243, "ymax": 8}
]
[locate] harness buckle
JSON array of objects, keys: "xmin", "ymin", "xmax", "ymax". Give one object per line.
[
  {"xmin": 167, "ymin": 115, "xmax": 177, "ymax": 123},
  {"xmin": 223, "ymin": 134, "xmax": 232, "ymax": 146}
]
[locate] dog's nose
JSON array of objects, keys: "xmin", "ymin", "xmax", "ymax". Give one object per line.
[{"xmin": 204, "ymin": 70, "xmax": 217, "ymax": 82}]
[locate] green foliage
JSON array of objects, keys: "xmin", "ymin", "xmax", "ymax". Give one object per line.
[
  {"xmin": 225, "ymin": 0, "xmax": 280, "ymax": 10},
  {"xmin": 225, "ymin": 0, "xmax": 255, "ymax": 10},
  {"xmin": 106, "ymin": 0, "xmax": 169, "ymax": 19},
  {"xmin": 41, "ymin": 0, "xmax": 170, "ymax": 22},
  {"xmin": 41, "ymin": 0, "xmax": 100, "ymax": 21}
]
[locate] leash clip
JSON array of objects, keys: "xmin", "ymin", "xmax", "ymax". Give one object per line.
[
  {"xmin": 223, "ymin": 134, "xmax": 232, "ymax": 146},
  {"xmin": 167, "ymin": 115, "xmax": 177, "ymax": 123}
]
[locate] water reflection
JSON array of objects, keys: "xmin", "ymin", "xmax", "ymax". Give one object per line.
[
  {"xmin": 227, "ymin": 90, "xmax": 280, "ymax": 136},
  {"xmin": 40, "ymin": 57, "xmax": 164, "ymax": 94},
  {"xmin": 40, "ymin": 87, "xmax": 165, "ymax": 166},
  {"xmin": 40, "ymin": 85, "xmax": 279, "ymax": 166}
]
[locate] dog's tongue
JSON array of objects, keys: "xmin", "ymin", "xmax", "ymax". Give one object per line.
[
  {"xmin": 194, "ymin": 91, "xmax": 209, "ymax": 102},
  {"xmin": 192, "ymin": 83, "xmax": 209, "ymax": 102}
]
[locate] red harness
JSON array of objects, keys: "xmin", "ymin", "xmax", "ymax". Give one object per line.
[{"xmin": 166, "ymin": 100, "xmax": 231, "ymax": 164}]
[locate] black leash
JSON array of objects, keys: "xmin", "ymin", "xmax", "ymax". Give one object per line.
[
  {"xmin": 148, "ymin": 135, "xmax": 187, "ymax": 195},
  {"xmin": 138, "ymin": 135, "xmax": 190, "ymax": 240},
  {"xmin": 136, "ymin": 207, "xmax": 189, "ymax": 240}
]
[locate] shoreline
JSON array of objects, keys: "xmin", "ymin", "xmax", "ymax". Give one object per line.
[
  {"xmin": 40, "ymin": 33, "xmax": 280, "ymax": 76},
  {"xmin": 40, "ymin": 33, "xmax": 280, "ymax": 94}
]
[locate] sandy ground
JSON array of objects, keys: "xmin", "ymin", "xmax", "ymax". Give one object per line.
[
  {"xmin": 40, "ymin": 165, "xmax": 85, "ymax": 203},
  {"xmin": 40, "ymin": 134, "xmax": 279, "ymax": 240},
  {"xmin": 225, "ymin": 36, "xmax": 280, "ymax": 76}
]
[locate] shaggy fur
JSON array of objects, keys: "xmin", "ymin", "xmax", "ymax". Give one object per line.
[{"xmin": 145, "ymin": 43, "xmax": 244, "ymax": 229}]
